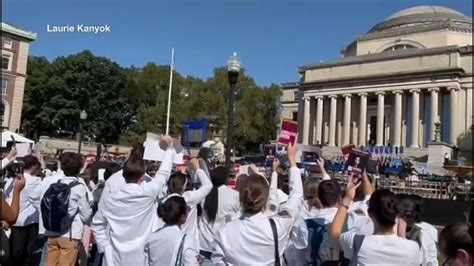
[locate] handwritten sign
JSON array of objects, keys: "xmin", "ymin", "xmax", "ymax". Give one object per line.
[{"xmin": 278, "ymin": 119, "xmax": 298, "ymax": 146}]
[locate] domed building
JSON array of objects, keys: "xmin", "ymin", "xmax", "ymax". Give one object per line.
[{"xmin": 283, "ymin": 6, "xmax": 472, "ymax": 156}]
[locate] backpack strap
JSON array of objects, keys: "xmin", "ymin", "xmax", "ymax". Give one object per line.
[
  {"xmin": 174, "ymin": 234, "xmax": 186, "ymax": 266},
  {"xmin": 349, "ymin": 234, "xmax": 365, "ymax": 266},
  {"xmin": 269, "ymin": 218, "xmax": 281, "ymax": 266}
]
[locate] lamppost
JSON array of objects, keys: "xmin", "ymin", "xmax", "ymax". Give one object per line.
[
  {"xmin": 225, "ymin": 52, "xmax": 241, "ymax": 172},
  {"xmin": 78, "ymin": 110, "xmax": 87, "ymax": 154}
]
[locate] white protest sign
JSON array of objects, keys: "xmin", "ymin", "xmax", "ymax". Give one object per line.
[{"xmin": 143, "ymin": 132, "xmax": 184, "ymax": 164}]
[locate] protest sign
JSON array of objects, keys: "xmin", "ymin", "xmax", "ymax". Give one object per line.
[
  {"xmin": 278, "ymin": 119, "xmax": 298, "ymax": 146},
  {"xmin": 143, "ymin": 132, "xmax": 184, "ymax": 164},
  {"xmin": 346, "ymin": 148, "xmax": 370, "ymax": 175}
]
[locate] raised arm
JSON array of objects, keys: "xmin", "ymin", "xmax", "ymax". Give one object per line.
[
  {"xmin": 184, "ymin": 158, "xmax": 212, "ymax": 207},
  {"xmin": 2, "ymin": 174, "xmax": 25, "ymax": 224},
  {"xmin": 276, "ymin": 142, "xmax": 303, "ymax": 230},
  {"xmin": 361, "ymin": 172, "xmax": 374, "ymax": 196},
  {"xmin": 1, "ymin": 147, "xmax": 16, "ymax": 170},
  {"xmin": 330, "ymin": 174, "xmax": 360, "ymax": 248},
  {"xmin": 265, "ymin": 160, "xmax": 280, "ymax": 215},
  {"xmin": 147, "ymin": 136, "xmax": 175, "ymax": 197},
  {"xmin": 317, "ymin": 158, "xmax": 331, "ymax": 180}
]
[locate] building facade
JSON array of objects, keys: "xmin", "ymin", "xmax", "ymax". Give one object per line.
[
  {"xmin": 1, "ymin": 22, "xmax": 36, "ymax": 132},
  {"xmin": 281, "ymin": 6, "xmax": 472, "ymax": 152}
]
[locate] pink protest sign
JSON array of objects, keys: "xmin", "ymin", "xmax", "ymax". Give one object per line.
[{"xmin": 278, "ymin": 119, "xmax": 298, "ymax": 146}]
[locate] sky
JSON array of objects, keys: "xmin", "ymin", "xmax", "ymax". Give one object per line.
[{"xmin": 3, "ymin": 0, "xmax": 472, "ymax": 86}]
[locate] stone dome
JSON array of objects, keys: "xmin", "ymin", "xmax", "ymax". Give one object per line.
[{"xmin": 368, "ymin": 5, "xmax": 472, "ymax": 33}]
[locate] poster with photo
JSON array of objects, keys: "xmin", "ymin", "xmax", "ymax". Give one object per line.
[{"xmin": 345, "ymin": 148, "xmax": 370, "ymax": 174}]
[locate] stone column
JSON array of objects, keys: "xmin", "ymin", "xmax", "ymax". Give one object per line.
[
  {"xmin": 466, "ymin": 88, "xmax": 473, "ymax": 133},
  {"xmin": 358, "ymin": 93, "xmax": 367, "ymax": 146},
  {"xmin": 429, "ymin": 88, "xmax": 439, "ymax": 141},
  {"xmin": 329, "ymin": 95, "xmax": 338, "ymax": 146},
  {"xmin": 315, "ymin": 96, "xmax": 324, "ymax": 145},
  {"xmin": 449, "ymin": 87, "xmax": 459, "ymax": 146},
  {"xmin": 376, "ymin": 92, "xmax": 385, "ymax": 146},
  {"xmin": 410, "ymin": 89, "xmax": 420, "ymax": 148},
  {"xmin": 343, "ymin": 94, "xmax": 352, "ymax": 145},
  {"xmin": 393, "ymin": 90, "xmax": 403, "ymax": 147},
  {"xmin": 303, "ymin": 96, "xmax": 311, "ymax": 145}
]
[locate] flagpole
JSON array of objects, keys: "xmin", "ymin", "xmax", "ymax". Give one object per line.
[{"xmin": 165, "ymin": 48, "xmax": 174, "ymax": 135}]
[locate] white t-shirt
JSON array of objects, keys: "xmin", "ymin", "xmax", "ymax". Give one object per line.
[{"xmin": 340, "ymin": 232, "xmax": 421, "ymax": 265}]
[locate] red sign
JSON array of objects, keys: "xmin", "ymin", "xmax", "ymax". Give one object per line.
[{"xmin": 278, "ymin": 119, "xmax": 298, "ymax": 146}]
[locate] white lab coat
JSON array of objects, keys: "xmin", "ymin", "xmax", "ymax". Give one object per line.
[
  {"xmin": 91, "ymin": 149, "xmax": 174, "ymax": 266},
  {"xmin": 146, "ymin": 225, "xmax": 192, "ymax": 266},
  {"xmin": 14, "ymin": 173, "xmax": 42, "ymax": 226},
  {"xmin": 211, "ymin": 167, "xmax": 303, "ymax": 265},
  {"xmin": 415, "ymin": 222, "xmax": 439, "ymax": 266},
  {"xmin": 179, "ymin": 169, "xmax": 213, "ymax": 261},
  {"xmin": 198, "ymin": 185, "xmax": 240, "ymax": 252}
]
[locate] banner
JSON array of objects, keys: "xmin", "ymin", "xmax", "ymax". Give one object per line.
[{"xmin": 278, "ymin": 119, "xmax": 298, "ymax": 146}]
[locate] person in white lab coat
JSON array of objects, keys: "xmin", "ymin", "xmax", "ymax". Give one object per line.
[
  {"xmin": 397, "ymin": 194, "xmax": 438, "ymax": 266},
  {"xmin": 198, "ymin": 166, "xmax": 240, "ymax": 260},
  {"xmin": 165, "ymin": 158, "xmax": 213, "ymax": 263},
  {"xmin": 9, "ymin": 155, "xmax": 43, "ymax": 266},
  {"xmin": 331, "ymin": 182, "xmax": 421, "ymax": 265},
  {"xmin": 146, "ymin": 194, "xmax": 190, "ymax": 266},
  {"xmin": 91, "ymin": 136, "xmax": 175, "ymax": 266},
  {"xmin": 211, "ymin": 142, "xmax": 303, "ymax": 265}
]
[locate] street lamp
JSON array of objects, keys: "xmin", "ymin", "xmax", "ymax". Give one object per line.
[
  {"xmin": 225, "ymin": 52, "xmax": 241, "ymax": 173},
  {"xmin": 78, "ymin": 110, "xmax": 87, "ymax": 154}
]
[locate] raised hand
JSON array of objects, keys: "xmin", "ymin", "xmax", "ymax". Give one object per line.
[
  {"xmin": 161, "ymin": 135, "xmax": 174, "ymax": 149},
  {"xmin": 14, "ymin": 174, "xmax": 26, "ymax": 192},
  {"xmin": 7, "ymin": 147, "xmax": 17, "ymax": 160},
  {"xmin": 287, "ymin": 141, "xmax": 298, "ymax": 167},
  {"xmin": 345, "ymin": 173, "xmax": 362, "ymax": 201}
]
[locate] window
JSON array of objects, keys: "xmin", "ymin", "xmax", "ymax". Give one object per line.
[
  {"xmin": 383, "ymin": 44, "xmax": 417, "ymax": 52},
  {"xmin": 3, "ymin": 38, "xmax": 12, "ymax": 49},
  {"xmin": 293, "ymin": 91, "xmax": 299, "ymax": 101},
  {"xmin": 1, "ymin": 79, "xmax": 7, "ymax": 94},
  {"xmin": 2, "ymin": 53, "xmax": 12, "ymax": 71},
  {"xmin": 292, "ymin": 112, "xmax": 298, "ymax": 121}
]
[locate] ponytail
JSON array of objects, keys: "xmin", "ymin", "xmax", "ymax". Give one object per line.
[{"xmin": 203, "ymin": 166, "xmax": 227, "ymax": 223}]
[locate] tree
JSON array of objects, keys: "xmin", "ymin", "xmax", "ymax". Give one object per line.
[{"xmin": 23, "ymin": 51, "xmax": 133, "ymax": 143}]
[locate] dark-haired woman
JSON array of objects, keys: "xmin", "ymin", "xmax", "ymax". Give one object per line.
[
  {"xmin": 438, "ymin": 224, "xmax": 472, "ymax": 266},
  {"xmin": 166, "ymin": 158, "xmax": 212, "ymax": 262},
  {"xmin": 331, "ymin": 182, "xmax": 420, "ymax": 265},
  {"xmin": 146, "ymin": 195, "xmax": 191, "ymax": 265},
  {"xmin": 211, "ymin": 142, "xmax": 303, "ymax": 265},
  {"xmin": 198, "ymin": 166, "xmax": 240, "ymax": 260},
  {"xmin": 397, "ymin": 194, "xmax": 438, "ymax": 265}
]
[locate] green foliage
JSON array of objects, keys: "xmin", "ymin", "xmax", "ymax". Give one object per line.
[{"xmin": 24, "ymin": 50, "xmax": 282, "ymax": 153}]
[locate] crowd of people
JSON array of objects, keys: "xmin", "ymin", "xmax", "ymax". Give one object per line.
[{"xmin": 0, "ymin": 136, "xmax": 473, "ymax": 266}]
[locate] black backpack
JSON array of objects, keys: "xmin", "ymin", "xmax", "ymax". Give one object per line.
[{"xmin": 41, "ymin": 180, "xmax": 81, "ymax": 233}]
